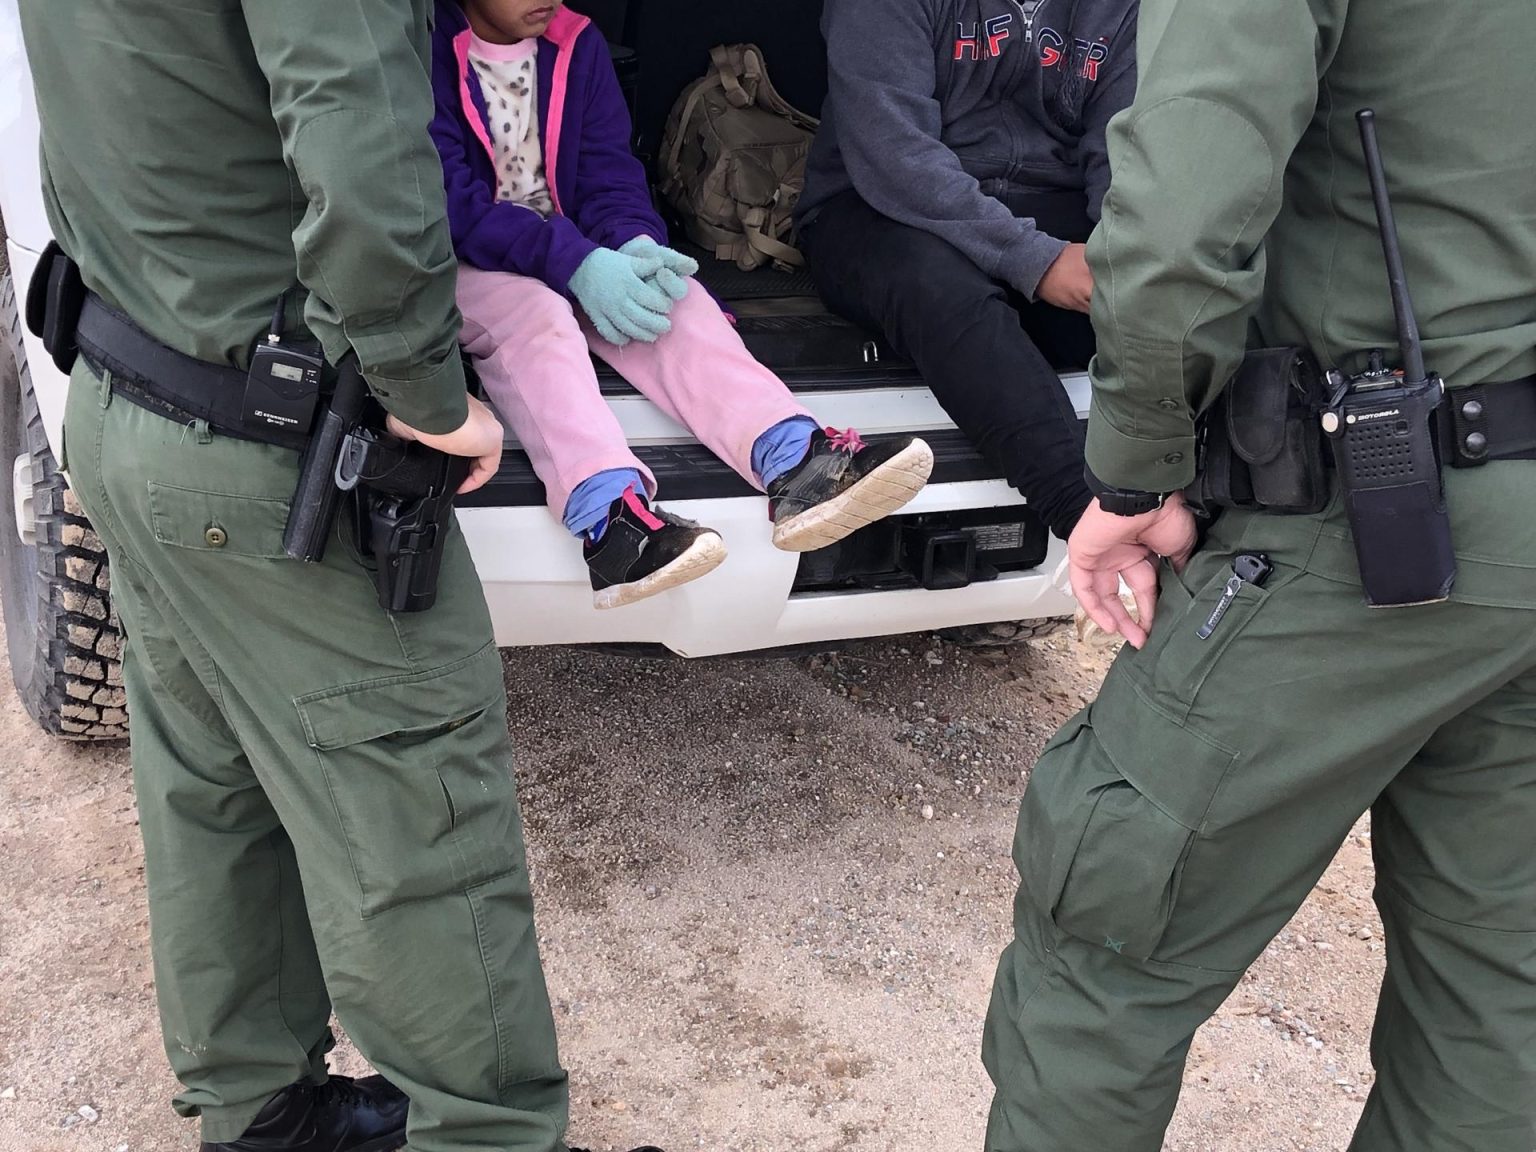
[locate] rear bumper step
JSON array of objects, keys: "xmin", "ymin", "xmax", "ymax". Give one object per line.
[{"xmin": 457, "ymin": 428, "xmax": 1006, "ymax": 509}]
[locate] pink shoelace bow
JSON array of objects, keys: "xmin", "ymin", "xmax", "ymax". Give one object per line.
[{"xmin": 827, "ymin": 427, "xmax": 866, "ymax": 454}]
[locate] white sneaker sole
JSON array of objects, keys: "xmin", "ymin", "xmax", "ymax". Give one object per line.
[
  {"xmin": 592, "ymin": 531, "xmax": 728, "ymax": 611},
  {"xmin": 772, "ymin": 439, "xmax": 935, "ymax": 553}
]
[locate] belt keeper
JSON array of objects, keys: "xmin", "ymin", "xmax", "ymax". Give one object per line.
[{"xmin": 1449, "ymin": 385, "xmax": 1491, "ymax": 466}]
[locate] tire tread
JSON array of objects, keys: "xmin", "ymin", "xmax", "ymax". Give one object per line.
[{"xmin": 1, "ymin": 274, "xmax": 127, "ymax": 740}]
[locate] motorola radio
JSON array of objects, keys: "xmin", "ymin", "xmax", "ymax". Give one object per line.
[{"xmin": 1319, "ymin": 110, "xmax": 1456, "ymax": 607}]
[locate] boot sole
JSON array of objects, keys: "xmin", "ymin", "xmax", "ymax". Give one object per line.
[
  {"xmin": 353, "ymin": 1138, "xmax": 407, "ymax": 1152},
  {"xmin": 772, "ymin": 439, "xmax": 935, "ymax": 553},
  {"xmin": 593, "ymin": 532, "xmax": 728, "ymax": 610}
]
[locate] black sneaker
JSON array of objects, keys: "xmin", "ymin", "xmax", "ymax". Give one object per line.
[
  {"xmin": 200, "ymin": 1074, "xmax": 408, "ymax": 1152},
  {"xmin": 767, "ymin": 428, "xmax": 934, "ymax": 552},
  {"xmin": 568, "ymin": 1147, "xmax": 666, "ymax": 1152},
  {"xmin": 583, "ymin": 485, "xmax": 727, "ymax": 610}
]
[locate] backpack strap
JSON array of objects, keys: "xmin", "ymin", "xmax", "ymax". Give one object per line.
[
  {"xmin": 709, "ymin": 44, "xmax": 757, "ymax": 108},
  {"xmin": 742, "ymin": 218, "xmax": 805, "ymax": 267},
  {"xmin": 663, "ymin": 70, "xmax": 724, "ymax": 191}
]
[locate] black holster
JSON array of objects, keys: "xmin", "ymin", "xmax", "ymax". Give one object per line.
[
  {"xmin": 283, "ymin": 359, "xmax": 468, "ymax": 614},
  {"xmin": 1185, "ymin": 347, "xmax": 1330, "ymax": 516},
  {"xmin": 340, "ymin": 430, "xmax": 470, "ymax": 614}
]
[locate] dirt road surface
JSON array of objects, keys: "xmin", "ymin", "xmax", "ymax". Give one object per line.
[{"xmin": 0, "ymin": 621, "xmax": 1386, "ymax": 1152}]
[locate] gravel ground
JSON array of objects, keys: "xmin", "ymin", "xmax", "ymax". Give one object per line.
[{"xmin": 0, "ymin": 619, "xmax": 1386, "ymax": 1152}]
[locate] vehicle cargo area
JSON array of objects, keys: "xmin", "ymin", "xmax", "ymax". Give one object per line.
[{"xmin": 461, "ymin": 0, "xmax": 1087, "ymax": 594}]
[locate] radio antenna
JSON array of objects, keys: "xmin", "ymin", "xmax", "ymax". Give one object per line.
[{"xmin": 1356, "ymin": 109, "xmax": 1427, "ymax": 386}]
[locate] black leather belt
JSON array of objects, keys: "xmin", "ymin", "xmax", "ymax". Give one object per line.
[
  {"xmin": 75, "ymin": 294, "xmax": 315, "ymax": 451},
  {"xmin": 1438, "ymin": 374, "xmax": 1536, "ymax": 466}
]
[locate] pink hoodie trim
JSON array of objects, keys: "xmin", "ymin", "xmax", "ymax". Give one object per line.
[
  {"xmin": 454, "ymin": 28, "xmax": 497, "ymax": 170},
  {"xmin": 540, "ymin": 7, "xmax": 590, "ymax": 216}
]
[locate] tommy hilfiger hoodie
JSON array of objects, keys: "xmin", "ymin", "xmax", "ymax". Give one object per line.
[{"xmin": 799, "ymin": 0, "xmax": 1138, "ymax": 298}]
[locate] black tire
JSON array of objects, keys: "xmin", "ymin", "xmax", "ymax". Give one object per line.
[{"xmin": 0, "ymin": 273, "xmax": 128, "ymax": 740}]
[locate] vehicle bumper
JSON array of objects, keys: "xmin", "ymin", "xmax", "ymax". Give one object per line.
[{"xmin": 462, "ymin": 477, "xmax": 1075, "ymax": 656}]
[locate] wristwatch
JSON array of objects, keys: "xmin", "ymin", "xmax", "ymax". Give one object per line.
[{"xmin": 1084, "ymin": 466, "xmax": 1168, "ymax": 517}]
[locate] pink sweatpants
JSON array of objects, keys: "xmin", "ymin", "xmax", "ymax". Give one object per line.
[{"xmin": 457, "ymin": 265, "xmax": 813, "ymax": 520}]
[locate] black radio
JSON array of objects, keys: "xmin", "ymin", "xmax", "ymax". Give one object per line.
[{"xmin": 1320, "ymin": 111, "xmax": 1455, "ymax": 607}]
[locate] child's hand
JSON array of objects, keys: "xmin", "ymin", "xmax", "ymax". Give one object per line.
[
  {"xmin": 568, "ymin": 247, "xmax": 674, "ymax": 346},
  {"xmin": 621, "ymin": 236, "xmax": 700, "ymax": 303}
]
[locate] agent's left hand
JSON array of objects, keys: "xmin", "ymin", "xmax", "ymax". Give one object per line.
[
  {"xmin": 620, "ymin": 235, "xmax": 700, "ymax": 303},
  {"xmin": 1068, "ymin": 493, "xmax": 1198, "ymax": 649}
]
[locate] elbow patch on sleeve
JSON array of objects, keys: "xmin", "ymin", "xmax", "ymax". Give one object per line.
[
  {"xmin": 1102, "ymin": 97, "xmax": 1277, "ymax": 289},
  {"xmin": 288, "ymin": 108, "xmax": 460, "ymax": 350}
]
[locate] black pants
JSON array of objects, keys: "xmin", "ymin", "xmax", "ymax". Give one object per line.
[{"xmin": 802, "ymin": 189, "xmax": 1094, "ymax": 539}]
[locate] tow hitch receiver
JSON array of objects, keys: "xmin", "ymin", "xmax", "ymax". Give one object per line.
[
  {"xmin": 899, "ymin": 526, "xmax": 976, "ymax": 590},
  {"xmin": 792, "ymin": 507, "xmax": 1048, "ymax": 594}
]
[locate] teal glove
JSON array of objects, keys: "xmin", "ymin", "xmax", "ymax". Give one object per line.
[
  {"xmin": 568, "ymin": 248, "xmax": 674, "ymax": 346},
  {"xmin": 620, "ymin": 236, "xmax": 700, "ymax": 303}
]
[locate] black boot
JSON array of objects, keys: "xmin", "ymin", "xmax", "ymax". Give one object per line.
[{"xmin": 200, "ymin": 1075, "xmax": 408, "ymax": 1152}]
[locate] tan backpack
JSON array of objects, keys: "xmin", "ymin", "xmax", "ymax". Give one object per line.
[{"xmin": 659, "ymin": 44, "xmax": 819, "ymax": 273}]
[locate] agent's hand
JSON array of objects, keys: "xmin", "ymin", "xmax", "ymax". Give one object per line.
[
  {"xmin": 1068, "ymin": 493, "xmax": 1199, "ymax": 649},
  {"xmin": 620, "ymin": 235, "xmax": 700, "ymax": 303},
  {"xmin": 1036, "ymin": 243, "xmax": 1094, "ymax": 313},
  {"xmin": 386, "ymin": 394, "xmax": 504, "ymax": 495},
  {"xmin": 568, "ymin": 247, "xmax": 675, "ymax": 346}
]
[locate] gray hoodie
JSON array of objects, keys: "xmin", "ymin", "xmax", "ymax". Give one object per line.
[{"xmin": 799, "ymin": 0, "xmax": 1138, "ymax": 298}]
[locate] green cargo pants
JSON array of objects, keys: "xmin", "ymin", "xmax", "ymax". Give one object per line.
[
  {"xmin": 62, "ymin": 363, "xmax": 569, "ymax": 1152},
  {"xmin": 984, "ymin": 463, "xmax": 1536, "ymax": 1151}
]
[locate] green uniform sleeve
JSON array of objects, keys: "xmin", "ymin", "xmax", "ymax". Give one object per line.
[
  {"xmin": 1084, "ymin": 0, "xmax": 1350, "ymax": 491},
  {"xmin": 240, "ymin": 1, "xmax": 469, "ymax": 434}
]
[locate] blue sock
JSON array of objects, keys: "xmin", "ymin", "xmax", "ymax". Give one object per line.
[
  {"xmin": 564, "ymin": 468, "xmax": 648, "ymax": 539},
  {"xmin": 752, "ymin": 416, "xmax": 819, "ymax": 488}
]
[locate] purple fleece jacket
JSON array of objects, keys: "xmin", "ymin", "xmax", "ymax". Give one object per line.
[{"xmin": 429, "ymin": 1, "xmax": 667, "ymax": 294}]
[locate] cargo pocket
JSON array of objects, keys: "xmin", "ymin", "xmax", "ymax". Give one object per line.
[
  {"xmin": 295, "ymin": 643, "xmax": 520, "ymax": 918},
  {"xmin": 149, "ymin": 481, "xmax": 290, "ymax": 560},
  {"xmin": 1020, "ymin": 664, "xmax": 1239, "ymax": 963},
  {"xmin": 1118, "ymin": 557, "xmax": 1275, "ymax": 722}
]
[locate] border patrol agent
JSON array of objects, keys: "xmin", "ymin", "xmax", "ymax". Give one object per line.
[
  {"xmin": 18, "ymin": 5, "xmax": 663, "ymax": 1152},
  {"xmin": 981, "ymin": 0, "xmax": 1536, "ymax": 1148}
]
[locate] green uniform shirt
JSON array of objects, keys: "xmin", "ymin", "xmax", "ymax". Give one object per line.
[
  {"xmin": 1084, "ymin": 0, "xmax": 1536, "ymax": 493},
  {"xmin": 20, "ymin": 0, "xmax": 469, "ymax": 435}
]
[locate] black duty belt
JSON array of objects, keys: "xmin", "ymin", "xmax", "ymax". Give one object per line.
[
  {"xmin": 75, "ymin": 294, "xmax": 314, "ymax": 452},
  {"xmin": 1438, "ymin": 375, "xmax": 1536, "ymax": 467}
]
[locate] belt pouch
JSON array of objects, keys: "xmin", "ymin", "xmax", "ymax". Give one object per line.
[
  {"xmin": 25, "ymin": 241, "xmax": 86, "ymax": 374},
  {"xmin": 1187, "ymin": 347, "xmax": 1328, "ymax": 515}
]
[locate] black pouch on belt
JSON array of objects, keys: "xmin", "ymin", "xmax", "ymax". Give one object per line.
[
  {"xmin": 24, "ymin": 241, "xmax": 87, "ymax": 375},
  {"xmin": 1185, "ymin": 347, "xmax": 1329, "ymax": 516}
]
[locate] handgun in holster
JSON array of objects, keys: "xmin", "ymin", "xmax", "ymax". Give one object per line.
[{"xmin": 282, "ymin": 359, "xmax": 470, "ymax": 613}]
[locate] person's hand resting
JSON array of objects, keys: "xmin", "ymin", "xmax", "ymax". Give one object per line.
[
  {"xmin": 1068, "ymin": 492, "xmax": 1199, "ymax": 650},
  {"xmin": 1036, "ymin": 243, "xmax": 1094, "ymax": 313},
  {"xmin": 386, "ymin": 394, "xmax": 504, "ymax": 495},
  {"xmin": 620, "ymin": 236, "xmax": 700, "ymax": 303},
  {"xmin": 568, "ymin": 247, "xmax": 675, "ymax": 346}
]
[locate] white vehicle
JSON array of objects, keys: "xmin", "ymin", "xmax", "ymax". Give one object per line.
[{"xmin": 0, "ymin": 1, "xmax": 1085, "ymax": 740}]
